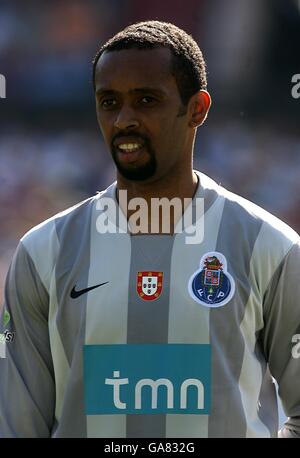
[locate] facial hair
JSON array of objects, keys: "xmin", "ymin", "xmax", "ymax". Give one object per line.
[{"xmin": 111, "ymin": 135, "xmax": 157, "ymax": 181}]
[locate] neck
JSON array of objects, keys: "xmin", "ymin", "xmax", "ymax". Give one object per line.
[
  {"xmin": 116, "ymin": 166, "xmax": 199, "ymax": 235},
  {"xmin": 117, "ymin": 167, "xmax": 198, "ymax": 202}
]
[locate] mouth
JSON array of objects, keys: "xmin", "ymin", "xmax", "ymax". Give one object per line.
[{"xmin": 115, "ymin": 141, "xmax": 146, "ymax": 164}]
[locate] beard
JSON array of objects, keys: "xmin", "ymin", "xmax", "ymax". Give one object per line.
[{"xmin": 110, "ymin": 136, "xmax": 157, "ymax": 181}]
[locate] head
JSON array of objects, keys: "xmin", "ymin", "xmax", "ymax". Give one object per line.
[{"xmin": 93, "ymin": 21, "xmax": 211, "ymax": 183}]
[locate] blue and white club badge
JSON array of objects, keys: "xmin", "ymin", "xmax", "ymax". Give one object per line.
[{"xmin": 188, "ymin": 252, "xmax": 235, "ymax": 308}]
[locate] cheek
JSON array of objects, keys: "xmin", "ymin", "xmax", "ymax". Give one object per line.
[
  {"xmin": 159, "ymin": 118, "xmax": 187, "ymax": 150},
  {"xmin": 153, "ymin": 116, "xmax": 174, "ymax": 143},
  {"xmin": 96, "ymin": 114, "xmax": 112, "ymax": 143}
]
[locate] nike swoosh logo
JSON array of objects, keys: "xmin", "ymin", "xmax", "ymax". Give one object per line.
[{"xmin": 70, "ymin": 282, "xmax": 109, "ymax": 299}]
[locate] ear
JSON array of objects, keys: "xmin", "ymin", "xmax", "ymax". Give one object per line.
[{"xmin": 188, "ymin": 90, "xmax": 211, "ymax": 128}]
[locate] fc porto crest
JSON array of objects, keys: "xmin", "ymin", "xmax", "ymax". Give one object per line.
[
  {"xmin": 188, "ymin": 252, "xmax": 235, "ymax": 308},
  {"xmin": 137, "ymin": 272, "xmax": 163, "ymax": 301}
]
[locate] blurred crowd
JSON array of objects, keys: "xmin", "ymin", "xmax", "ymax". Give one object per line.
[{"xmin": 0, "ymin": 0, "xmax": 300, "ymax": 299}]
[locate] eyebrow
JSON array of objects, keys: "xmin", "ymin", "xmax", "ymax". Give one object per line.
[{"xmin": 96, "ymin": 87, "xmax": 167, "ymax": 97}]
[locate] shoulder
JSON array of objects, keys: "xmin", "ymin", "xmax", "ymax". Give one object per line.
[
  {"xmin": 20, "ymin": 180, "xmax": 118, "ymax": 249},
  {"xmin": 18, "ymin": 188, "xmax": 114, "ymax": 290},
  {"xmin": 198, "ymin": 171, "xmax": 299, "ymax": 250},
  {"xmin": 21, "ymin": 194, "xmax": 98, "ymax": 252}
]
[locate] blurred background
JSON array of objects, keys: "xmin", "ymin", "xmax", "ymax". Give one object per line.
[{"xmin": 0, "ymin": 0, "xmax": 300, "ymax": 426}]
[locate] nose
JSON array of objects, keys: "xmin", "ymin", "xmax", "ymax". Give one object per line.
[{"xmin": 114, "ymin": 104, "xmax": 140, "ymax": 130}]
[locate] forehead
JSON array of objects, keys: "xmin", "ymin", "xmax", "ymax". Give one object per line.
[{"xmin": 95, "ymin": 47, "xmax": 177, "ymax": 94}]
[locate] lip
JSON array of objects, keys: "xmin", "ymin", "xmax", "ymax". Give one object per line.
[
  {"xmin": 117, "ymin": 145, "xmax": 146, "ymax": 164},
  {"xmin": 113, "ymin": 136, "xmax": 145, "ymax": 148}
]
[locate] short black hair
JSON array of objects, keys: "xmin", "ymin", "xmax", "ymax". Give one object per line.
[{"xmin": 92, "ymin": 21, "xmax": 207, "ymax": 106}]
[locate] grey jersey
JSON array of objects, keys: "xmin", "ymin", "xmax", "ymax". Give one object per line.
[{"xmin": 1, "ymin": 171, "xmax": 300, "ymax": 438}]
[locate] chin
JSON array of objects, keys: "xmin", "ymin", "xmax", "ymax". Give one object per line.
[{"xmin": 116, "ymin": 162, "xmax": 157, "ymax": 182}]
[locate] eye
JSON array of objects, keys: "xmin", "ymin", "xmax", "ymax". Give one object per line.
[
  {"xmin": 140, "ymin": 96, "xmax": 156, "ymax": 105},
  {"xmin": 100, "ymin": 98, "xmax": 117, "ymax": 109}
]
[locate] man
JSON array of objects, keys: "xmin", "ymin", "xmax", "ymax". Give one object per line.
[{"xmin": 1, "ymin": 21, "xmax": 300, "ymax": 438}]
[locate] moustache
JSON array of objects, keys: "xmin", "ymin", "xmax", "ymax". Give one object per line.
[{"xmin": 111, "ymin": 133, "xmax": 152, "ymax": 151}]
